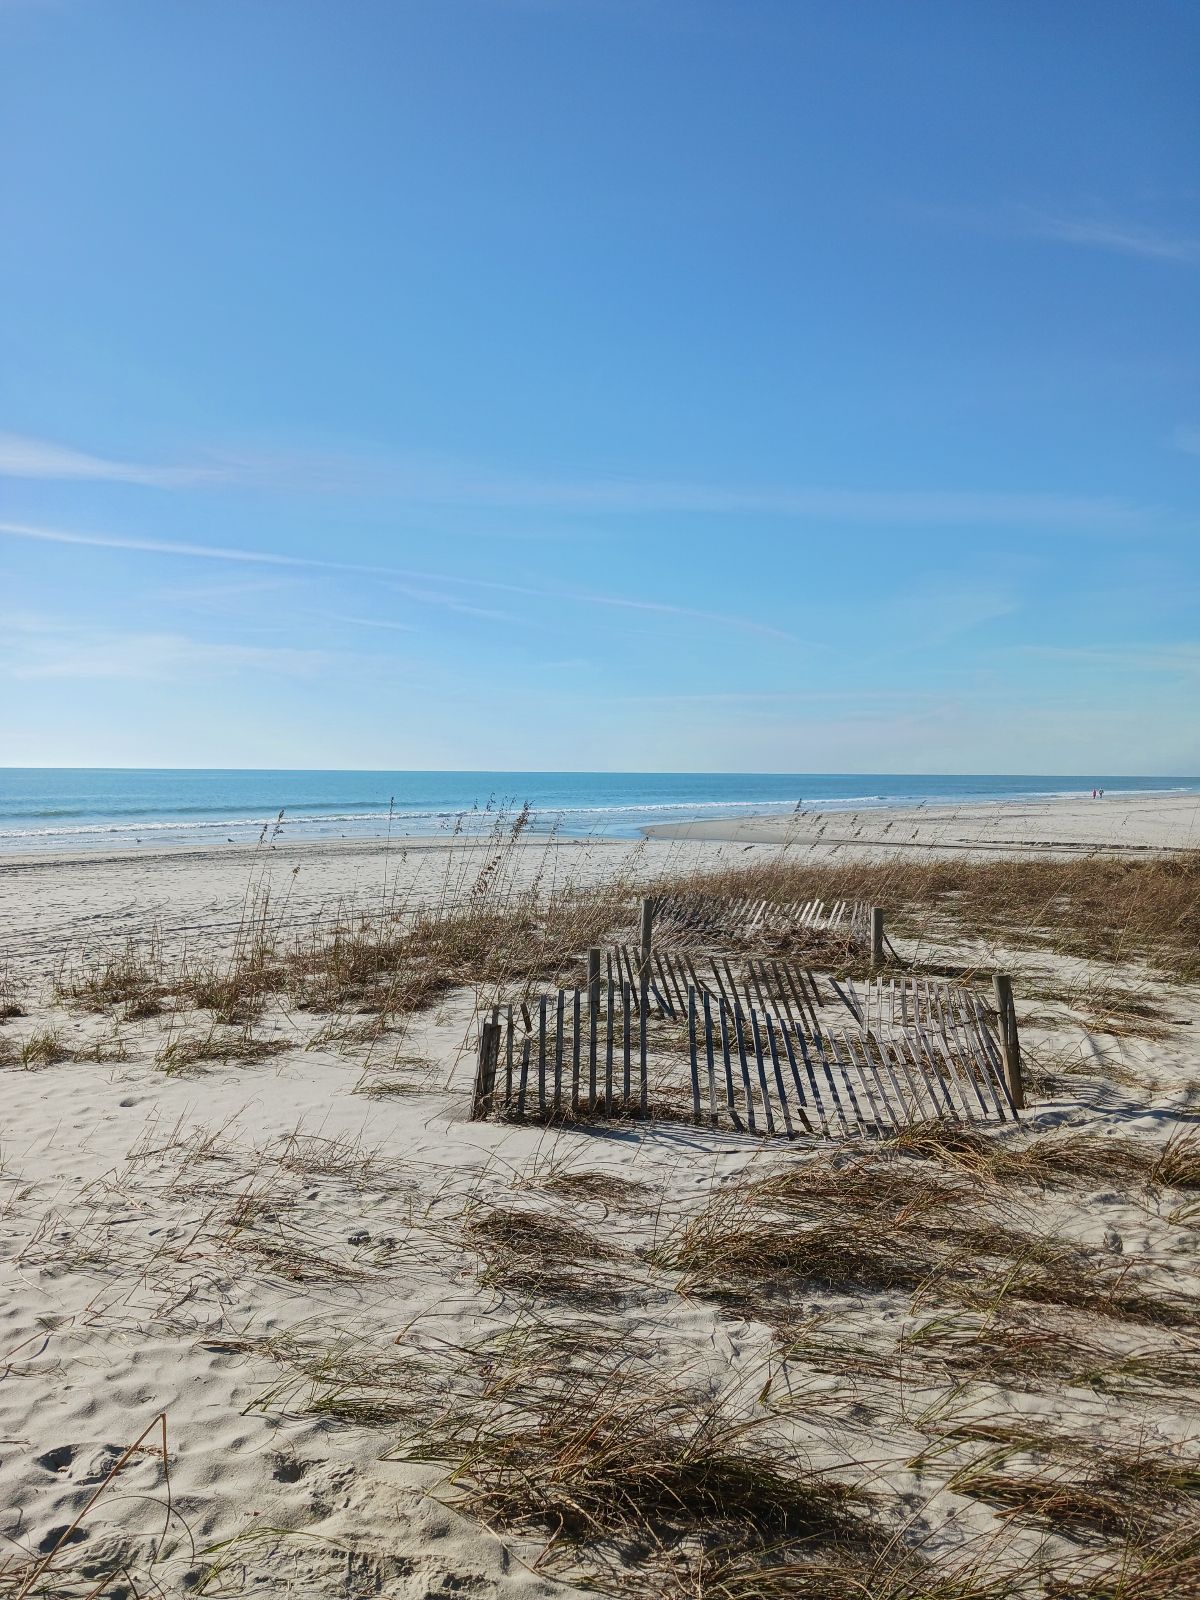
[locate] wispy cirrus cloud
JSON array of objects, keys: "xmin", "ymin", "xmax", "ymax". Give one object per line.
[
  {"xmin": 0, "ymin": 518, "xmax": 796, "ymax": 642},
  {"xmin": 0, "ymin": 613, "xmax": 331, "ymax": 680},
  {"xmin": 1020, "ymin": 643, "xmax": 1200, "ymax": 674},
  {"xmin": 0, "ymin": 432, "xmax": 225, "ymax": 488},
  {"xmin": 923, "ymin": 201, "xmax": 1200, "ymax": 266},
  {"xmin": 0, "ymin": 431, "xmax": 1150, "ymax": 529},
  {"xmin": 1020, "ymin": 211, "xmax": 1200, "ymax": 264}
]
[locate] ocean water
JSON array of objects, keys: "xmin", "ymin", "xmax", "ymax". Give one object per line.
[{"xmin": 0, "ymin": 770, "xmax": 1197, "ymax": 855}]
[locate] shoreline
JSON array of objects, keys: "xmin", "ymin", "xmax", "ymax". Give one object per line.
[
  {"xmin": 4, "ymin": 777, "xmax": 1198, "ymax": 863},
  {"xmin": 644, "ymin": 789, "xmax": 1200, "ymax": 854},
  {"xmin": 1, "ymin": 788, "xmax": 1198, "ymax": 870}
]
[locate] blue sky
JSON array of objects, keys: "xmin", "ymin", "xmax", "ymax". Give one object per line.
[{"xmin": 1, "ymin": 0, "xmax": 1197, "ymax": 772}]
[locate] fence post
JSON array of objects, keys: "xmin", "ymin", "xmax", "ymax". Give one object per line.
[
  {"xmin": 992, "ymin": 973, "xmax": 1025, "ymax": 1111},
  {"xmin": 870, "ymin": 906, "xmax": 885, "ymax": 968},
  {"xmin": 470, "ymin": 1020, "xmax": 501, "ymax": 1120},
  {"xmin": 639, "ymin": 896, "xmax": 655, "ymax": 984},
  {"xmin": 587, "ymin": 947, "xmax": 601, "ymax": 1110}
]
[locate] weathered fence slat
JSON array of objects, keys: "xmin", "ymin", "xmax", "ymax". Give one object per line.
[
  {"xmin": 622, "ymin": 979, "xmax": 632, "ymax": 1100},
  {"xmin": 763, "ymin": 1012, "xmax": 796, "ymax": 1139},
  {"xmin": 571, "ymin": 988, "xmax": 582, "ymax": 1115},
  {"xmin": 732, "ymin": 1005, "xmax": 758, "ymax": 1134},
  {"xmin": 702, "ymin": 988, "xmax": 718, "ymax": 1124},
  {"xmin": 718, "ymin": 1000, "xmax": 743, "ymax": 1130},
  {"xmin": 688, "ymin": 987, "xmax": 701, "ymax": 1123},
  {"xmin": 605, "ymin": 955, "xmax": 615, "ymax": 1111},
  {"xmin": 517, "ymin": 1025, "xmax": 531, "ymax": 1117},
  {"xmin": 750, "ymin": 1009, "xmax": 777, "ymax": 1136},
  {"xmin": 588, "ymin": 949, "xmax": 601, "ymax": 1109},
  {"xmin": 552, "ymin": 990, "xmax": 564, "ymax": 1114}
]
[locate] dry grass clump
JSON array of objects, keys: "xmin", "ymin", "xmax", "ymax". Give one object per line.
[
  {"xmin": 282, "ymin": 882, "xmax": 629, "ymax": 1018},
  {"xmin": 675, "ymin": 1214, "xmax": 944, "ymax": 1313},
  {"xmin": 464, "ymin": 1203, "xmax": 633, "ymax": 1306},
  {"xmin": 750, "ymin": 1158, "xmax": 970, "ymax": 1227},
  {"xmin": 155, "ymin": 1027, "xmax": 292, "ymax": 1074},
  {"xmin": 1073, "ymin": 985, "xmax": 1171, "ymax": 1041},
  {"xmin": 534, "ymin": 1168, "xmax": 655, "ymax": 1207},
  {"xmin": 0, "ymin": 960, "xmax": 24, "ymax": 1021},
  {"xmin": 883, "ymin": 1122, "xmax": 1200, "ymax": 1196},
  {"xmin": 281, "ymin": 917, "xmax": 440, "ymax": 1014},
  {"xmin": 652, "ymin": 1186, "xmax": 936, "ymax": 1316},
  {"xmin": 651, "ymin": 1154, "xmax": 974, "ymax": 1305},
  {"xmin": 650, "ymin": 848, "xmax": 1200, "ymax": 981},
  {"xmin": 952, "ymin": 1449, "xmax": 1199, "ymax": 1542},
  {"xmin": 405, "ymin": 1332, "xmax": 870, "ymax": 1593},
  {"xmin": 932, "ymin": 1420, "xmax": 1200, "ymax": 1548},
  {"xmin": 465, "ymin": 1203, "xmax": 614, "ymax": 1263},
  {"xmin": 905, "ymin": 1308, "xmax": 1200, "ymax": 1397},
  {"xmin": 937, "ymin": 1220, "xmax": 1192, "ymax": 1329},
  {"xmin": 448, "ymin": 1390, "xmax": 863, "ymax": 1578},
  {"xmin": 904, "ymin": 1308, "xmax": 1112, "ymax": 1389},
  {"xmin": 1047, "ymin": 1526, "xmax": 1200, "ymax": 1599},
  {"xmin": 649, "ymin": 1552, "xmax": 1017, "ymax": 1599},
  {"xmin": 11, "ymin": 1027, "xmax": 74, "ymax": 1069},
  {"xmin": 653, "ymin": 1158, "xmax": 1194, "ymax": 1332},
  {"xmin": 1150, "ymin": 1129, "xmax": 1200, "ymax": 1191},
  {"xmin": 990, "ymin": 1134, "xmax": 1162, "ymax": 1189},
  {"xmin": 182, "ymin": 960, "xmax": 283, "ymax": 1024},
  {"xmin": 55, "ymin": 933, "xmax": 167, "ymax": 1017}
]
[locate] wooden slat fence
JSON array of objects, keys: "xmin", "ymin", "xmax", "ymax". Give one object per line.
[
  {"xmin": 648, "ymin": 894, "xmax": 873, "ymax": 950},
  {"xmin": 471, "ymin": 957, "xmax": 649, "ymax": 1124},
  {"xmin": 471, "ymin": 971, "xmax": 1015, "ymax": 1135}
]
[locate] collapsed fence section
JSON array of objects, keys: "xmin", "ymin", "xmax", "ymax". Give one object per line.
[
  {"xmin": 470, "ymin": 963, "xmax": 1019, "ymax": 1136},
  {"xmin": 648, "ymin": 893, "xmax": 877, "ymax": 952}
]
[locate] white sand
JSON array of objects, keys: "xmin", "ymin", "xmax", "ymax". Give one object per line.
[
  {"xmin": 646, "ymin": 788, "xmax": 1200, "ymax": 855},
  {"xmin": 2, "ymin": 802, "xmax": 1199, "ymax": 1593}
]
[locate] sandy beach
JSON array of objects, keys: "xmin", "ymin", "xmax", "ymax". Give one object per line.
[
  {"xmin": 646, "ymin": 788, "xmax": 1200, "ymax": 855},
  {"xmin": 2, "ymin": 795, "xmax": 1199, "ymax": 1596},
  {"xmin": 3, "ymin": 791, "xmax": 1196, "ymax": 979}
]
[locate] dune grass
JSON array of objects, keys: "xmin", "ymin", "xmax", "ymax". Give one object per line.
[
  {"xmin": 882, "ymin": 1122, "xmax": 1200, "ymax": 1195},
  {"xmin": 651, "ymin": 1154, "xmax": 1196, "ymax": 1333},
  {"xmin": 647, "ymin": 848, "xmax": 1200, "ymax": 982}
]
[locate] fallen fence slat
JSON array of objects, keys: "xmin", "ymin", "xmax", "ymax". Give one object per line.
[
  {"xmin": 750, "ymin": 1009, "xmax": 778, "ymax": 1137},
  {"xmin": 763, "ymin": 1012, "xmax": 796, "ymax": 1139},
  {"xmin": 732, "ymin": 1004, "xmax": 758, "ymax": 1133}
]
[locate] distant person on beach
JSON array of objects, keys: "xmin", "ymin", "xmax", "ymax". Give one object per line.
[{"xmin": 1091, "ymin": 788, "xmax": 1097, "ymax": 799}]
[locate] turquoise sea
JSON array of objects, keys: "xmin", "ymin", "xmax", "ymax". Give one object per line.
[{"xmin": 0, "ymin": 771, "xmax": 1197, "ymax": 854}]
